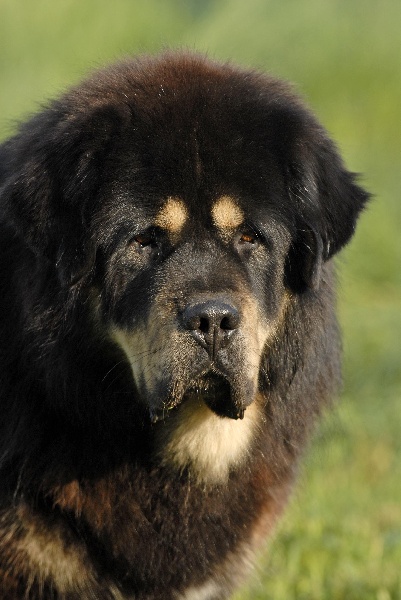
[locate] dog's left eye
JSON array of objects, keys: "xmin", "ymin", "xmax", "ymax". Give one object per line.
[
  {"xmin": 239, "ymin": 232, "xmax": 257, "ymax": 244},
  {"xmin": 237, "ymin": 228, "xmax": 260, "ymax": 247}
]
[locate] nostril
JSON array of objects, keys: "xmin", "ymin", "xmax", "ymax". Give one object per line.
[
  {"xmin": 199, "ymin": 317, "xmax": 209, "ymax": 333},
  {"xmin": 220, "ymin": 310, "xmax": 239, "ymax": 331}
]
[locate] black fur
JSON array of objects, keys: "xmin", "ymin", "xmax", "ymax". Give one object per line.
[{"xmin": 0, "ymin": 52, "xmax": 368, "ymax": 599}]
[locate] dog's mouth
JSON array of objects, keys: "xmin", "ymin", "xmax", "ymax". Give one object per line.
[
  {"xmin": 183, "ymin": 372, "xmax": 244, "ymax": 420},
  {"xmin": 150, "ymin": 372, "xmax": 245, "ymax": 423}
]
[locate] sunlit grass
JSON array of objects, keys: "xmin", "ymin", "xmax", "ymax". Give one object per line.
[{"xmin": 233, "ymin": 393, "xmax": 401, "ymax": 599}]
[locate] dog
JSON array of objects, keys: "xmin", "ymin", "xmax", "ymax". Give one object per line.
[{"xmin": 0, "ymin": 52, "xmax": 368, "ymax": 599}]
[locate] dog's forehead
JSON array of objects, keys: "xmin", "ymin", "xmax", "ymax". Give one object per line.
[{"xmin": 154, "ymin": 195, "xmax": 245, "ymax": 234}]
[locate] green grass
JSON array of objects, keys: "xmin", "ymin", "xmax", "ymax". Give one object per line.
[
  {"xmin": 1, "ymin": 1, "xmax": 400, "ymax": 597},
  {"xmin": 233, "ymin": 393, "xmax": 401, "ymax": 599}
]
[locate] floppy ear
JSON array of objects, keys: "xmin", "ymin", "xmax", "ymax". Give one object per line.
[
  {"xmin": 286, "ymin": 133, "xmax": 370, "ymax": 292},
  {"xmin": 0, "ymin": 105, "xmax": 122, "ymax": 286},
  {"xmin": 286, "ymin": 226, "xmax": 323, "ymax": 291}
]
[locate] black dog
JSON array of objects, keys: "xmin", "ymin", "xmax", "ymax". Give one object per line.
[{"xmin": 0, "ymin": 52, "xmax": 368, "ymax": 599}]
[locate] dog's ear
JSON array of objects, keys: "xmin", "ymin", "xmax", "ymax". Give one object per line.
[
  {"xmin": 285, "ymin": 131, "xmax": 370, "ymax": 292},
  {"xmin": 0, "ymin": 105, "xmax": 122, "ymax": 286},
  {"xmin": 286, "ymin": 226, "xmax": 323, "ymax": 291}
]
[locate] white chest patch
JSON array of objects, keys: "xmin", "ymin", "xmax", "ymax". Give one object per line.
[
  {"xmin": 176, "ymin": 579, "xmax": 221, "ymax": 600},
  {"xmin": 157, "ymin": 398, "xmax": 261, "ymax": 485}
]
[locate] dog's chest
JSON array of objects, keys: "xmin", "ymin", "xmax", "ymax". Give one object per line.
[{"xmin": 155, "ymin": 398, "xmax": 262, "ymax": 485}]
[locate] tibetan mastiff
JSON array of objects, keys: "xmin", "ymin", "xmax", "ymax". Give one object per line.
[{"xmin": 0, "ymin": 52, "xmax": 368, "ymax": 599}]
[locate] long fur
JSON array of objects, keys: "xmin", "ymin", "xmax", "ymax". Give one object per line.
[{"xmin": 0, "ymin": 52, "xmax": 368, "ymax": 599}]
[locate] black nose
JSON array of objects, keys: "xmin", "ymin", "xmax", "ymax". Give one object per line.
[{"xmin": 182, "ymin": 300, "xmax": 240, "ymax": 358}]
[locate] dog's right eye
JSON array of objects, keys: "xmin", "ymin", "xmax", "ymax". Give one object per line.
[
  {"xmin": 132, "ymin": 233, "xmax": 154, "ymax": 248},
  {"xmin": 127, "ymin": 231, "xmax": 158, "ymax": 254}
]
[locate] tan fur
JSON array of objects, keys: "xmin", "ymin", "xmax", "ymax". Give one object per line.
[
  {"xmin": 155, "ymin": 197, "xmax": 188, "ymax": 233},
  {"xmin": 108, "ymin": 585, "xmax": 135, "ymax": 600},
  {"xmin": 50, "ymin": 477, "xmax": 119, "ymax": 531},
  {"xmin": 50, "ymin": 479, "xmax": 84, "ymax": 515},
  {"xmin": 244, "ymin": 292, "xmax": 290, "ymax": 354},
  {"xmin": 112, "ymin": 323, "xmax": 185, "ymax": 414},
  {"xmin": 177, "ymin": 580, "xmax": 222, "ymax": 600},
  {"xmin": 112, "ymin": 326, "xmax": 154, "ymax": 395},
  {"xmin": 211, "ymin": 196, "xmax": 244, "ymax": 230},
  {"xmin": 157, "ymin": 397, "xmax": 262, "ymax": 485},
  {"xmin": 2, "ymin": 503, "xmax": 137, "ymax": 598},
  {"xmin": 237, "ymin": 294, "xmax": 284, "ymax": 398},
  {"xmin": 7, "ymin": 504, "xmax": 94, "ymax": 595}
]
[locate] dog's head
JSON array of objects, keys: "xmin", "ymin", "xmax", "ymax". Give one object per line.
[{"xmin": 0, "ymin": 52, "xmax": 369, "ymax": 432}]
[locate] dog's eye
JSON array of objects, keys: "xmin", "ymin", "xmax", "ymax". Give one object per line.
[
  {"xmin": 234, "ymin": 227, "xmax": 261, "ymax": 256},
  {"xmin": 237, "ymin": 228, "xmax": 260, "ymax": 247},
  {"xmin": 128, "ymin": 231, "xmax": 157, "ymax": 252},
  {"xmin": 133, "ymin": 234, "xmax": 154, "ymax": 247},
  {"xmin": 239, "ymin": 232, "xmax": 257, "ymax": 245}
]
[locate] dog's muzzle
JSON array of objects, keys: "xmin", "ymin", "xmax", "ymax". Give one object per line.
[{"xmin": 149, "ymin": 298, "xmax": 255, "ymax": 422}]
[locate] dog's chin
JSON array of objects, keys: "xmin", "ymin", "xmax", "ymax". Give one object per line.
[{"xmin": 150, "ymin": 372, "xmax": 246, "ymax": 423}]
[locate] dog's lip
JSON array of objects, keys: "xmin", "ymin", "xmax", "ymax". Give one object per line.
[
  {"xmin": 150, "ymin": 371, "xmax": 245, "ymax": 423},
  {"xmin": 184, "ymin": 372, "xmax": 245, "ymax": 420}
]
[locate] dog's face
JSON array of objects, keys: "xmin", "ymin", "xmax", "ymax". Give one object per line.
[
  {"xmin": 104, "ymin": 192, "xmax": 290, "ymax": 423},
  {"xmin": 93, "ymin": 150, "xmax": 293, "ymax": 483}
]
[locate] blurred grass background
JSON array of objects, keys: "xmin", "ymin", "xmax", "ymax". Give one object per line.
[{"xmin": 1, "ymin": 0, "xmax": 400, "ymax": 598}]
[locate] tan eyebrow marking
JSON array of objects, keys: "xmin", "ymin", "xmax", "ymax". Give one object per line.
[
  {"xmin": 155, "ymin": 197, "xmax": 188, "ymax": 233},
  {"xmin": 211, "ymin": 196, "xmax": 244, "ymax": 230}
]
